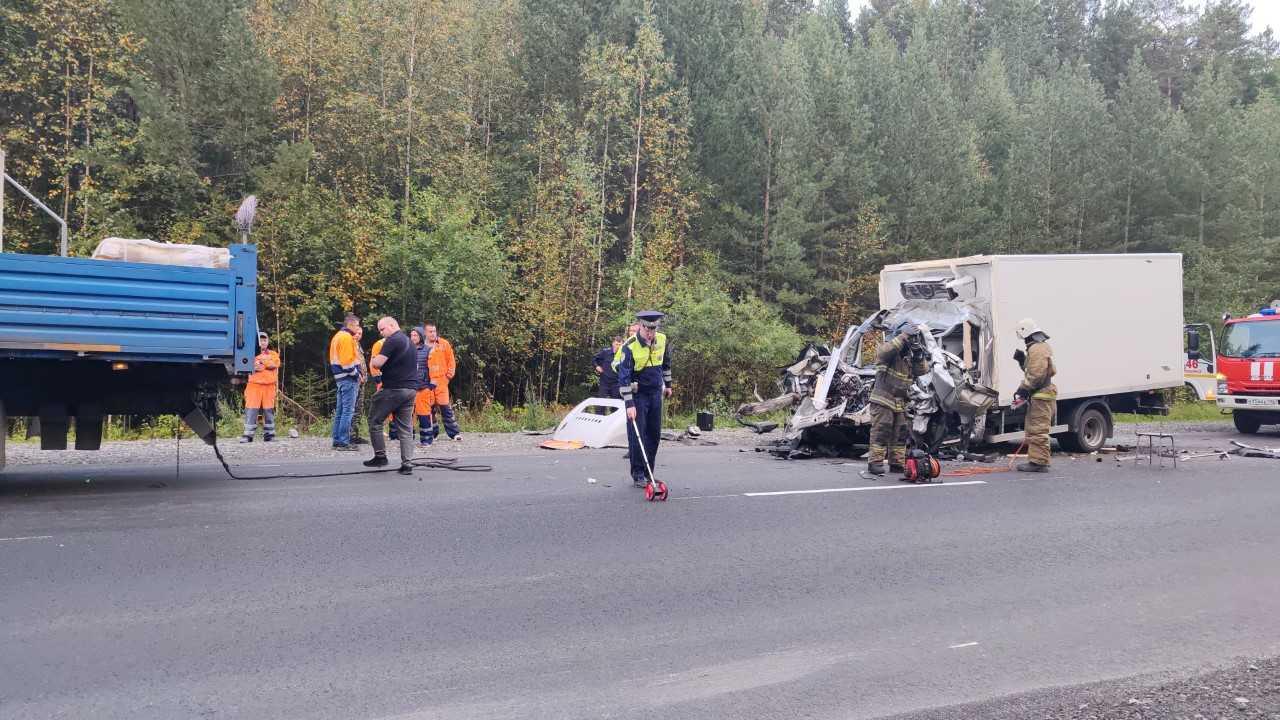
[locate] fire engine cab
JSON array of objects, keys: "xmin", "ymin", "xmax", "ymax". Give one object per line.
[{"xmin": 1212, "ymin": 302, "xmax": 1280, "ymax": 434}]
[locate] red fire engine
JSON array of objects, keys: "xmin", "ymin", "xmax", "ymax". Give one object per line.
[{"xmin": 1212, "ymin": 303, "xmax": 1280, "ymax": 433}]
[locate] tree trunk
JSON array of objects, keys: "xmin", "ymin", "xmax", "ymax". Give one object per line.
[
  {"xmin": 404, "ymin": 21, "xmax": 418, "ymax": 235},
  {"xmin": 305, "ymin": 32, "xmax": 313, "ymax": 182},
  {"xmin": 82, "ymin": 52, "xmax": 94, "ymax": 232},
  {"xmin": 761, "ymin": 122, "xmax": 772, "ymax": 290},
  {"xmin": 1122, "ymin": 168, "xmax": 1133, "ymax": 252},
  {"xmin": 626, "ymin": 63, "xmax": 647, "ymax": 304},
  {"xmin": 628, "ymin": 75, "xmax": 646, "ymax": 258},
  {"xmin": 62, "ymin": 57, "xmax": 73, "ymax": 237},
  {"xmin": 590, "ymin": 121, "xmax": 610, "ymax": 349},
  {"xmin": 1198, "ymin": 186, "xmax": 1206, "ymax": 248}
]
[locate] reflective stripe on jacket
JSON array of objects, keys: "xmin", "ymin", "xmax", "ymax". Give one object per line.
[{"xmin": 614, "ymin": 332, "xmax": 672, "ymax": 406}]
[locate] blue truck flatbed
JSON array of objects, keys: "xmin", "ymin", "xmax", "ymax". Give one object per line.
[{"xmin": 0, "ymin": 244, "xmax": 258, "ymax": 466}]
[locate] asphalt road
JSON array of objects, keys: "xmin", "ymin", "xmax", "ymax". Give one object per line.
[{"xmin": 3, "ymin": 429, "xmax": 1280, "ymax": 720}]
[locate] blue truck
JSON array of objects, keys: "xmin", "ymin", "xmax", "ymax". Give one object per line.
[{"xmin": 0, "ymin": 245, "xmax": 258, "ymax": 470}]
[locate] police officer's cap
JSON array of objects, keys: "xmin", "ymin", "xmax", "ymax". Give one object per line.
[{"xmin": 635, "ymin": 310, "xmax": 665, "ymax": 329}]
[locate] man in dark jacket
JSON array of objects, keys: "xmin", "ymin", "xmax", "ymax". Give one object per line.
[
  {"xmin": 409, "ymin": 327, "xmax": 435, "ymax": 447},
  {"xmin": 593, "ymin": 335, "xmax": 624, "ymax": 398}
]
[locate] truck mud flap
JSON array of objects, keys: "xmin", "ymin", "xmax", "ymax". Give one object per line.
[
  {"xmin": 74, "ymin": 404, "xmax": 103, "ymax": 451},
  {"xmin": 181, "ymin": 406, "xmax": 218, "ymax": 447}
]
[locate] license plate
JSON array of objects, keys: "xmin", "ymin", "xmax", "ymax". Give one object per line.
[{"xmin": 1247, "ymin": 398, "xmax": 1276, "ymax": 407}]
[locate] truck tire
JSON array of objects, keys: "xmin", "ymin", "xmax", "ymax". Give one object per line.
[
  {"xmin": 1061, "ymin": 406, "xmax": 1109, "ymax": 453},
  {"xmin": 1233, "ymin": 412, "xmax": 1263, "ymax": 434}
]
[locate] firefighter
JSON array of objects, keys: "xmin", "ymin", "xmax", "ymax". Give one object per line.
[
  {"xmin": 1014, "ymin": 318, "xmax": 1056, "ymax": 472},
  {"xmin": 614, "ymin": 310, "xmax": 672, "ymax": 488},
  {"xmin": 424, "ymin": 323, "xmax": 461, "ymax": 441},
  {"xmin": 241, "ymin": 331, "xmax": 280, "ymax": 442},
  {"xmin": 866, "ymin": 322, "xmax": 930, "ymax": 476}
]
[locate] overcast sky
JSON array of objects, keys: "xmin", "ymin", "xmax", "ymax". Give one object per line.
[{"xmin": 848, "ymin": 1, "xmax": 1279, "ymax": 36}]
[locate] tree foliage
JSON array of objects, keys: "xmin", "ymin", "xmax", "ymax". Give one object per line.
[{"xmin": 4, "ymin": 0, "xmax": 1280, "ymax": 408}]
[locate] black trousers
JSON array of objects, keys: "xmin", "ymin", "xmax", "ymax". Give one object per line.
[{"xmin": 626, "ymin": 390, "xmax": 663, "ymax": 480}]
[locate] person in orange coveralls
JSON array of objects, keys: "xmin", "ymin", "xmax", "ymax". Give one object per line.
[
  {"xmin": 424, "ymin": 323, "xmax": 461, "ymax": 441},
  {"xmin": 241, "ymin": 331, "xmax": 281, "ymax": 442}
]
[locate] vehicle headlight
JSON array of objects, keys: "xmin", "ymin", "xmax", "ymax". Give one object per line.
[{"xmin": 1217, "ymin": 374, "xmax": 1229, "ymax": 396}]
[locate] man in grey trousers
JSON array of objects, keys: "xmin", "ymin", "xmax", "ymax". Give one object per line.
[{"xmin": 363, "ymin": 317, "xmax": 418, "ymax": 475}]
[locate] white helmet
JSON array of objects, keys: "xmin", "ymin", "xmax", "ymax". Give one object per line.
[{"xmin": 1015, "ymin": 317, "xmax": 1044, "ymax": 340}]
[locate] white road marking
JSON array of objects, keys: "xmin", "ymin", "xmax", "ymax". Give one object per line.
[
  {"xmin": 744, "ymin": 480, "xmax": 987, "ymax": 497},
  {"xmin": 0, "ymin": 535, "xmax": 54, "ymax": 542},
  {"xmin": 949, "ymin": 641, "xmax": 980, "ymax": 649}
]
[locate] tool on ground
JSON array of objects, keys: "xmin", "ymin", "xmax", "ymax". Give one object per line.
[
  {"xmin": 901, "ymin": 448, "xmax": 942, "ymax": 483},
  {"xmin": 630, "ymin": 415, "xmax": 668, "ymax": 502},
  {"xmin": 1176, "ymin": 450, "xmax": 1229, "ymax": 461}
]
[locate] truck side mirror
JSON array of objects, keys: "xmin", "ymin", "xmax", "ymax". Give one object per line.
[
  {"xmin": 1186, "ymin": 329, "xmax": 1200, "ymax": 353},
  {"xmin": 1187, "ymin": 349, "xmax": 1201, "ymax": 361}
]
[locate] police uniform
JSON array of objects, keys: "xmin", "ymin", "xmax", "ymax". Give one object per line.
[
  {"xmin": 614, "ymin": 311, "xmax": 672, "ymax": 487},
  {"xmin": 867, "ymin": 326, "xmax": 928, "ymax": 474},
  {"xmin": 593, "ymin": 345, "xmax": 621, "ymax": 399},
  {"xmin": 1015, "ymin": 320, "xmax": 1057, "ymax": 471}
]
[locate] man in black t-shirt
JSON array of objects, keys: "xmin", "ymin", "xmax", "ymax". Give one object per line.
[{"xmin": 363, "ymin": 317, "xmax": 419, "ymax": 474}]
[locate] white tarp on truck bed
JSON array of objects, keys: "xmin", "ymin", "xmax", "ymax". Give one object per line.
[{"xmin": 92, "ymin": 238, "xmax": 230, "ymax": 269}]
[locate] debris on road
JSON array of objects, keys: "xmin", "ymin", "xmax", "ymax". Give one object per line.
[{"xmin": 1231, "ymin": 440, "xmax": 1280, "ymax": 459}]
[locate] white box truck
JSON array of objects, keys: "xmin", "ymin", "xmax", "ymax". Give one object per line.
[{"xmin": 770, "ymin": 254, "xmax": 1187, "ymax": 456}]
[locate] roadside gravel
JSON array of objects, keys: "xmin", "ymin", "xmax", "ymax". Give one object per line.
[
  {"xmin": 3, "ymin": 426, "xmax": 766, "ymax": 467},
  {"xmin": 887, "ymin": 656, "xmax": 1280, "ymax": 720}
]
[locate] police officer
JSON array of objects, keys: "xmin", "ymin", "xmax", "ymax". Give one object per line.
[
  {"xmin": 1013, "ymin": 318, "xmax": 1056, "ymax": 472},
  {"xmin": 615, "ymin": 310, "xmax": 672, "ymax": 488},
  {"xmin": 867, "ymin": 322, "xmax": 930, "ymax": 476},
  {"xmin": 593, "ymin": 335, "xmax": 625, "ymax": 399}
]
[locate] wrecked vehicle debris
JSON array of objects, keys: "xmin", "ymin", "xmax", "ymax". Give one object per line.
[
  {"xmin": 739, "ymin": 254, "xmax": 1194, "ymax": 460},
  {"xmin": 741, "ymin": 300, "xmax": 997, "ymax": 458}
]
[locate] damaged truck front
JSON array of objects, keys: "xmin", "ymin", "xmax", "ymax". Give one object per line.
[{"xmin": 742, "ymin": 254, "xmax": 1190, "ymax": 459}]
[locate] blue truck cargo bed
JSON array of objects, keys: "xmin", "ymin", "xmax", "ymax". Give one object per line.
[
  {"xmin": 1, "ymin": 244, "xmax": 259, "ymax": 461},
  {"xmin": 0, "ymin": 244, "xmax": 257, "ymax": 370}
]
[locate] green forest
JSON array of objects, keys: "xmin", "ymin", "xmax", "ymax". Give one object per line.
[{"xmin": 3, "ymin": 0, "xmax": 1280, "ymax": 412}]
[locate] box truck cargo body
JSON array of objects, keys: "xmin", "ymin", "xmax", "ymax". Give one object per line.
[
  {"xmin": 770, "ymin": 254, "xmax": 1188, "ymax": 456},
  {"xmin": 879, "ymin": 254, "xmax": 1185, "ymax": 407}
]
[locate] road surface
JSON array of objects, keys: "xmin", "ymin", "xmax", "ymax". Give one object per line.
[{"xmin": 3, "ymin": 428, "xmax": 1280, "ymax": 719}]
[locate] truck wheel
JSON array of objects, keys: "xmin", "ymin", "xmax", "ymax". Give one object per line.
[
  {"xmin": 1233, "ymin": 412, "xmax": 1263, "ymax": 434},
  {"xmin": 1064, "ymin": 406, "xmax": 1108, "ymax": 453}
]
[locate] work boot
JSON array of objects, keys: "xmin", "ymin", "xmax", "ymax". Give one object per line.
[
  {"xmin": 363, "ymin": 454, "xmax": 389, "ymax": 468},
  {"xmin": 888, "ymin": 463, "xmax": 904, "ymax": 474},
  {"xmin": 239, "ymin": 435, "xmax": 253, "ymax": 444},
  {"xmin": 866, "ymin": 461, "xmax": 887, "ymax": 476},
  {"xmin": 263, "ymin": 433, "xmax": 275, "ymax": 442},
  {"xmin": 332, "ymin": 443, "xmax": 359, "ymax": 452},
  {"xmin": 397, "ymin": 463, "xmax": 414, "ymax": 476},
  {"xmin": 633, "ymin": 476, "xmax": 648, "ymax": 489},
  {"xmin": 1016, "ymin": 462, "xmax": 1049, "ymax": 473}
]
